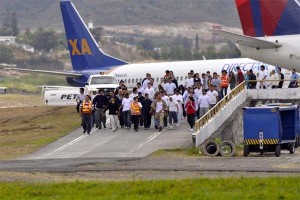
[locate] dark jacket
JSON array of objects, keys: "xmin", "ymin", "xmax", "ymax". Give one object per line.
[
  {"xmin": 103, "ymin": 102, "xmax": 119, "ymax": 115},
  {"xmin": 93, "ymin": 94, "xmax": 108, "ymax": 109},
  {"xmin": 248, "ymin": 74, "xmax": 257, "ymax": 89},
  {"xmin": 141, "ymin": 98, "xmax": 152, "ymax": 115}
]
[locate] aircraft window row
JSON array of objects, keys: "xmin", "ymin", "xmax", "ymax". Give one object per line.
[{"xmin": 117, "ymin": 76, "xmax": 189, "ymax": 85}]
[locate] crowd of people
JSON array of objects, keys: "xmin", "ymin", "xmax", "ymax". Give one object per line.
[{"xmin": 76, "ymin": 65, "xmax": 299, "ymax": 134}]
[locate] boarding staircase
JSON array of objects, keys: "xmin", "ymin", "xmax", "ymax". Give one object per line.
[{"xmin": 192, "ymin": 81, "xmax": 300, "ymax": 147}]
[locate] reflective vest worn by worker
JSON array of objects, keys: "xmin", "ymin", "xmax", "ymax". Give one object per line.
[
  {"xmin": 81, "ymin": 100, "xmax": 93, "ymax": 114},
  {"xmin": 220, "ymin": 75, "xmax": 229, "ymax": 87},
  {"xmin": 130, "ymin": 102, "xmax": 141, "ymax": 115}
]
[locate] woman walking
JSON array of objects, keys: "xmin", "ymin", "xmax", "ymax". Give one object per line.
[
  {"xmin": 185, "ymin": 96, "xmax": 196, "ymax": 131},
  {"xmin": 130, "ymin": 97, "xmax": 142, "ymax": 132}
]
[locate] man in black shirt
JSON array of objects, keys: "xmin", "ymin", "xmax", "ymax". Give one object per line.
[
  {"xmin": 141, "ymin": 93, "xmax": 152, "ymax": 130},
  {"xmin": 277, "ymin": 67, "xmax": 284, "ymax": 88},
  {"xmin": 248, "ymin": 70, "xmax": 257, "ymax": 89},
  {"xmin": 93, "ymin": 89, "xmax": 108, "ymax": 129}
]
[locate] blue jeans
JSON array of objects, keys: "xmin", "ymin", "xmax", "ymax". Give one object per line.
[
  {"xmin": 168, "ymin": 111, "xmax": 178, "ymax": 125},
  {"xmin": 122, "ymin": 110, "xmax": 131, "ymax": 128}
]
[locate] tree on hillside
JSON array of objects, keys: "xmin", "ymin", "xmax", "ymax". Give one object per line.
[
  {"xmin": 0, "ymin": 10, "xmax": 19, "ymax": 36},
  {"xmin": 0, "ymin": 10, "xmax": 12, "ymax": 36},
  {"xmin": 90, "ymin": 27, "xmax": 104, "ymax": 42},
  {"xmin": 195, "ymin": 33, "xmax": 199, "ymax": 51},
  {"xmin": 0, "ymin": 46, "xmax": 15, "ymax": 64},
  {"xmin": 11, "ymin": 11, "xmax": 19, "ymax": 36},
  {"xmin": 31, "ymin": 28, "xmax": 60, "ymax": 52}
]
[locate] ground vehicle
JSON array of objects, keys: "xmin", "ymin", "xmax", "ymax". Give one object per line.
[
  {"xmin": 243, "ymin": 105, "xmax": 300, "ymax": 157},
  {"xmin": 43, "ymin": 74, "xmax": 119, "ymax": 106},
  {"xmin": 84, "ymin": 74, "xmax": 119, "ymax": 96}
]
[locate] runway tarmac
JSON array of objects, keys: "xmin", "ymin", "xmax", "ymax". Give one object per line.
[{"xmin": 20, "ymin": 120, "xmax": 192, "ymax": 160}]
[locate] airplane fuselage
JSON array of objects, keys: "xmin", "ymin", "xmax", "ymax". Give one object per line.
[{"xmin": 66, "ymin": 58, "xmax": 290, "ymax": 88}]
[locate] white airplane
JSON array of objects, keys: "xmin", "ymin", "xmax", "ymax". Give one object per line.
[
  {"xmin": 11, "ymin": 0, "xmax": 292, "ymax": 95},
  {"xmin": 214, "ymin": 0, "xmax": 300, "ymax": 71}
]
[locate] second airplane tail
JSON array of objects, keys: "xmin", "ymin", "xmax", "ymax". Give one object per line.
[
  {"xmin": 60, "ymin": 0, "xmax": 128, "ymax": 71},
  {"xmin": 235, "ymin": 0, "xmax": 300, "ymax": 37}
]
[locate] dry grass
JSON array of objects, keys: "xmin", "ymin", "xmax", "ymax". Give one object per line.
[
  {"xmin": 0, "ymin": 94, "xmax": 44, "ymax": 108},
  {"xmin": 0, "ymin": 106, "xmax": 80, "ymax": 159}
]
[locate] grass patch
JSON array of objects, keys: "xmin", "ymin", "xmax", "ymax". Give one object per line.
[
  {"xmin": 0, "ymin": 177, "xmax": 299, "ymax": 199},
  {"xmin": 0, "ymin": 106, "xmax": 80, "ymax": 159},
  {"xmin": 0, "ymin": 73, "xmax": 67, "ymax": 94},
  {"xmin": 0, "ymin": 94, "xmax": 44, "ymax": 108},
  {"xmin": 152, "ymin": 147, "xmax": 201, "ymax": 157}
]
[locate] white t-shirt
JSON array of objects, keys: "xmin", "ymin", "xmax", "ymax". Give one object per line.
[
  {"xmin": 142, "ymin": 79, "xmax": 150, "ymax": 89},
  {"xmin": 144, "ymin": 87, "xmax": 155, "ymax": 100},
  {"xmin": 155, "ymin": 101, "xmax": 163, "ymax": 113},
  {"xmin": 185, "ymin": 78, "xmax": 194, "ymax": 88},
  {"xmin": 198, "ymin": 94, "xmax": 210, "ymax": 108},
  {"xmin": 258, "ymin": 70, "xmax": 268, "ymax": 81},
  {"xmin": 129, "ymin": 93, "xmax": 138, "ymax": 99},
  {"xmin": 194, "ymin": 88, "xmax": 202, "ymax": 99},
  {"xmin": 164, "ymin": 82, "xmax": 176, "ymax": 95},
  {"xmin": 122, "ymin": 98, "xmax": 133, "ymax": 111},
  {"xmin": 168, "ymin": 100, "xmax": 178, "ymax": 112},
  {"xmin": 172, "ymin": 94, "xmax": 183, "ymax": 104},
  {"xmin": 162, "ymin": 95, "xmax": 169, "ymax": 106},
  {"xmin": 206, "ymin": 90, "xmax": 218, "ymax": 104},
  {"xmin": 76, "ymin": 93, "xmax": 86, "ymax": 102},
  {"xmin": 137, "ymin": 87, "xmax": 144, "ymax": 94}
]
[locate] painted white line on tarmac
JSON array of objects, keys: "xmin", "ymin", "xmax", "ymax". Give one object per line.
[
  {"xmin": 37, "ymin": 119, "xmax": 110, "ymax": 159},
  {"xmin": 124, "ymin": 128, "xmax": 167, "ymax": 156}
]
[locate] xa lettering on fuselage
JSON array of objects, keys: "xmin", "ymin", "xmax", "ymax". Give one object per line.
[
  {"xmin": 61, "ymin": 94, "xmax": 78, "ymax": 100},
  {"xmin": 68, "ymin": 39, "xmax": 92, "ymax": 55}
]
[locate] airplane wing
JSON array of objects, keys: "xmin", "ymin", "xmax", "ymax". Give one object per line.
[
  {"xmin": 213, "ymin": 30, "xmax": 283, "ymax": 49},
  {"xmin": 5, "ymin": 68, "xmax": 83, "ymax": 78}
]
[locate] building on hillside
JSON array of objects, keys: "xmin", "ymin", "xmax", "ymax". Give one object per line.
[
  {"xmin": 0, "ymin": 35, "xmax": 34, "ymax": 53},
  {"xmin": 0, "ymin": 36, "xmax": 16, "ymax": 45}
]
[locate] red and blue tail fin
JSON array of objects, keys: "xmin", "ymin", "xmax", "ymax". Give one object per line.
[
  {"xmin": 60, "ymin": 0, "xmax": 128, "ymax": 71},
  {"xmin": 235, "ymin": 0, "xmax": 300, "ymax": 37}
]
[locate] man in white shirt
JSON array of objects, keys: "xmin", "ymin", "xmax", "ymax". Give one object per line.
[
  {"xmin": 172, "ymin": 90, "xmax": 184, "ymax": 126},
  {"xmin": 142, "ymin": 73, "xmax": 154, "ymax": 89},
  {"xmin": 206, "ymin": 85, "xmax": 219, "ymax": 109},
  {"xmin": 198, "ymin": 89, "xmax": 210, "ymax": 118},
  {"xmin": 144, "ymin": 83, "xmax": 155, "ymax": 100},
  {"xmin": 184, "ymin": 73, "xmax": 194, "ymax": 89},
  {"xmin": 160, "ymin": 91, "xmax": 169, "ymax": 127},
  {"xmin": 258, "ymin": 65, "xmax": 268, "ymax": 89},
  {"xmin": 137, "ymin": 82, "xmax": 144, "ymax": 94},
  {"xmin": 168, "ymin": 96, "xmax": 179, "ymax": 129},
  {"xmin": 76, "ymin": 87, "xmax": 86, "ymax": 113},
  {"xmin": 129, "ymin": 87, "xmax": 138, "ymax": 99},
  {"xmin": 120, "ymin": 93, "xmax": 133, "ymax": 129},
  {"xmin": 164, "ymin": 78, "xmax": 177, "ymax": 95},
  {"xmin": 194, "ymin": 83, "xmax": 203, "ymax": 99}
]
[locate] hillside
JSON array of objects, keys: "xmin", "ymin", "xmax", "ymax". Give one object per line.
[{"xmin": 0, "ymin": 0, "xmax": 240, "ymax": 31}]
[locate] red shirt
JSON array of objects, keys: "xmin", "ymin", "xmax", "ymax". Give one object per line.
[
  {"xmin": 237, "ymin": 70, "xmax": 244, "ymax": 84},
  {"xmin": 185, "ymin": 101, "xmax": 196, "ymax": 115}
]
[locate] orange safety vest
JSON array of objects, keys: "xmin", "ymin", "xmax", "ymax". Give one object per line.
[
  {"xmin": 82, "ymin": 100, "xmax": 93, "ymax": 114},
  {"xmin": 130, "ymin": 102, "xmax": 141, "ymax": 115},
  {"xmin": 220, "ymin": 75, "xmax": 229, "ymax": 87}
]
